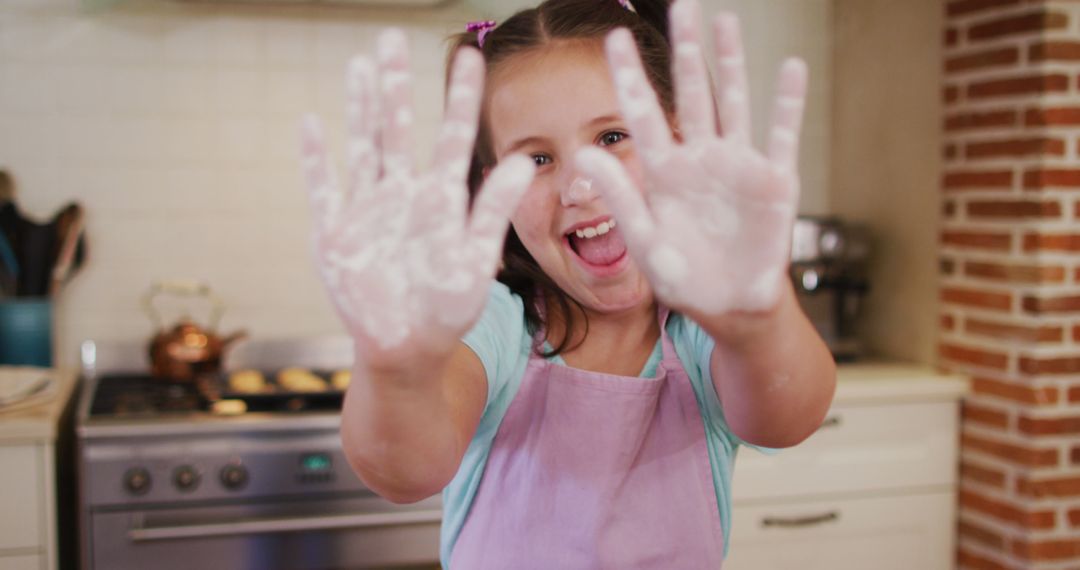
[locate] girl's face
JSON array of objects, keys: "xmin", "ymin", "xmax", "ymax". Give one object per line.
[{"xmin": 488, "ymin": 42, "xmax": 653, "ymax": 315}]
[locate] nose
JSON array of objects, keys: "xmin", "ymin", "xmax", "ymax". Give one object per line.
[{"xmin": 560, "ymin": 175, "xmax": 598, "ymax": 207}]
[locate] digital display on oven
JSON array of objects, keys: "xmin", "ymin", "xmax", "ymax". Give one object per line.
[{"xmin": 300, "ymin": 452, "xmax": 332, "ymax": 472}]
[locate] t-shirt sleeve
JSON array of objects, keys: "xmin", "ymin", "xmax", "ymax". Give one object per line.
[
  {"xmin": 460, "ymin": 281, "xmax": 530, "ymax": 413},
  {"xmin": 675, "ymin": 314, "xmax": 779, "ymax": 455}
]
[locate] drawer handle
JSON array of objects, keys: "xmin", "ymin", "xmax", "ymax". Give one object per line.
[
  {"xmin": 761, "ymin": 511, "xmax": 840, "ymax": 528},
  {"xmin": 816, "ymin": 415, "xmax": 841, "ymax": 431}
]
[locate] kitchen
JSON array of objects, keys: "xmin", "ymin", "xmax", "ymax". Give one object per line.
[{"xmin": 0, "ymin": 0, "xmax": 1076, "ymax": 568}]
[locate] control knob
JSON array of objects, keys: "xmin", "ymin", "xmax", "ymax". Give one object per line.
[
  {"xmin": 123, "ymin": 467, "xmax": 152, "ymax": 496},
  {"xmin": 173, "ymin": 465, "xmax": 200, "ymax": 492},
  {"xmin": 220, "ymin": 463, "xmax": 249, "ymax": 490}
]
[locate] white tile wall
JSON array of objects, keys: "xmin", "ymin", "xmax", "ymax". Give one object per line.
[{"xmin": 0, "ymin": 0, "xmax": 832, "ymax": 367}]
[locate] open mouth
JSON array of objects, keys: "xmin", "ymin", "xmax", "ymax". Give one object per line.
[{"xmin": 564, "ymin": 218, "xmax": 628, "ymax": 270}]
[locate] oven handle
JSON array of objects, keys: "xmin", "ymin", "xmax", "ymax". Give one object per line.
[{"xmin": 128, "ymin": 509, "xmax": 443, "ymax": 542}]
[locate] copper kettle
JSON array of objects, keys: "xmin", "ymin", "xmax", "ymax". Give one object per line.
[{"xmin": 142, "ymin": 280, "xmax": 247, "ymax": 382}]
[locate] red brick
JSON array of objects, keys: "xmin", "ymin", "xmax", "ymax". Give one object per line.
[
  {"xmin": 1018, "ymin": 416, "xmax": 1080, "ymax": 436},
  {"xmin": 1018, "ymin": 476, "xmax": 1080, "ymax": 502},
  {"xmin": 962, "ymin": 433, "xmax": 1059, "ymax": 467},
  {"xmin": 972, "ymin": 377, "xmax": 1058, "ymax": 405},
  {"xmin": 1024, "ymin": 168, "xmax": 1080, "ymax": 189},
  {"xmin": 1073, "ymin": 445, "xmax": 1080, "ymax": 464},
  {"xmin": 964, "ymin": 317, "xmax": 1064, "ymax": 342},
  {"xmin": 946, "ymin": 110, "xmax": 1018, "ymax": 131},
  {"xmin": 942, "ymin": 257, "xmax": 957, "ymax": 274},
  {"xmin": 1026, "ymin": 107, "xmax": 1080, "ymax": 126},
  {"xmin": 1070, "ymin": 508, "xmax": 1080, "ymax": 527},
  {"xmin": 1070, "ymin": 385, "xmax": 1080, "ymax": 403},
  {"xmin": 944, "ymin": 200, "xmax": 957, "ymax": 217},
  {"xmin": 945, "ymin": 144, "xmax": 959, "ymax": 160},
  {"xmin": 943, "ymin": 231, "xmax": 1012, "ymax": 251},
  {"xmin": 966, "ymin": 199, "xmax": 1062, "ymax": 218},
  {"xmin": 964, "ymin": 262, "xmax": 1065, "ymax": 284},
  {"xmin": 1074, "ymin": 324, "xmax": 1080, "ymax": 342},
  {"xmin": 960, "ymin": 489, "xmax": 1057, "ymax": 528},
  {"xmin": 961, "ymin": 461, "xmax": 1008, "ymax": 488},
  {"xmin": 946, "ymin": 85, "xmax": 961, "ymax": 104},
  {"xmin": 964, "ymin": 402, "xmax": 1010, "ymax": 429},
  {"xmin": 1019, "ymin": 355, "xmax": 1080, "ymax": 374},
  {"xmin": 942, "ymin": 313, "xmax": 957, "ymax": 331},
  {"xmin": 946, "ymin": 27, "xmax": 960, "ymax": 47},
  {"xmin": 1022, "ymin": 233, "xmax": 1080, "ymax": 252},
  {"xmin": 959, "ymin": 518, "xmax": 1007, "ymax": 549},
  {"xmin": 957, "ymin": 548, "xmax": 1011, "ymax": 570},
  {"xmin": 941, "ymin": 343, "xmax": 1010, "ymax": 369},
  {"xmin": 1030, "ymin": 41, "xmax": 1080, "ymax": 62},
  {"xmin": 946, "ymin": 47, "xmax": 1020, "ymax": 72},
  {"xmin": 1022, "ymin": 295, "xmax": 1080, "ymax": 314},
  {"xmin": 1012, "ymin": 539, "xmax": 1080, "ymax": 561},
  {"xmin": 968, "ymin": 74, "xmax": 1069, "ymax": 99},
  {"xmin": 945, "ymin": 170, "xmax": 1014, "ymax": 190},
  {"xmin": 967, "ymin": 138, "xmax": 1065, "ymax": 159},
  {"xmin": 942, "ymin": 287, "xmax": 1013, "ymax": 310}
]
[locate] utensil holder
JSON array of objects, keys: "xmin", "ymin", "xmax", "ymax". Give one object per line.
[{"xmin": 0, "ymin": 298, "xmax": 53, "ymax": 367}]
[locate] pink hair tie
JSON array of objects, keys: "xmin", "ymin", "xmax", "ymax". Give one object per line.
[{"xmin": 466, "ymin": 20, "xmax": 497, "ymax": 48}]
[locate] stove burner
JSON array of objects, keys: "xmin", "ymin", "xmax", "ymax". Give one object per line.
[{"xmin": 89, "ymin": 374, "xmax": 205, "ymax": 418}]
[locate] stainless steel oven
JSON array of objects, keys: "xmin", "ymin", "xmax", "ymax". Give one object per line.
[{"xmin": 75, "ymin": 338, "xmax": 442, "ymax": 570}]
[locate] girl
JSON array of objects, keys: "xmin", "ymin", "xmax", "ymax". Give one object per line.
[{"xmin": 300, "ymin": 0, "xmax": 836, "ymax": 567}]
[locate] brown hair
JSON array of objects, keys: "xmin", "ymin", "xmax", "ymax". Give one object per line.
[{"xmin": 448, "ymin": 0, "xmax": 675, "ymax": 356}]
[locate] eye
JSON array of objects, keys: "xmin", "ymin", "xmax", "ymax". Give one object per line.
[
  {"xmin": 531, "ymin": 153, "xmax": 552, "ymax": 167},
  {"xmin": 598, "ymin": 130, "xmax": 628, "ymax": 147}
]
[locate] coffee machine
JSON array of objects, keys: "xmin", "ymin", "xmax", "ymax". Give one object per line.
[{"xmin": 790, "ymin": 217, "xmax": 870, "ymax": 362}]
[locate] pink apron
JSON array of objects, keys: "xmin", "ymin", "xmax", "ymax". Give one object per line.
[{"xmin": 449, "ymin": 309, "xmax": 725, "ymax": 569}]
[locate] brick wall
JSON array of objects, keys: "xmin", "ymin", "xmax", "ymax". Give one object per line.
[{"xmin": 942, "ymin": 0, "xmax": 1080, "ymax": 567}]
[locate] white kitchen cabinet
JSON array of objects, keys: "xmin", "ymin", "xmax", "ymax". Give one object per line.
[
  {"xmin": 0, "ymin": 369, "xmax": 78, "ymax": 570},
  {"xmin": 726, "ymin": 362, "xmax": 968, "ymax": 570}
]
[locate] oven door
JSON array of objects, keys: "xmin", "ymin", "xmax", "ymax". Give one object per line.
[{"xmin": 88, "ymin": 493, "xmax": 442, "ymax": 570}]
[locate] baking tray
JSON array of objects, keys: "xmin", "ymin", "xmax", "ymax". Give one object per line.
[{"xmin": 196, "ymin": 368, "xmax": 348, "ymax": 413}]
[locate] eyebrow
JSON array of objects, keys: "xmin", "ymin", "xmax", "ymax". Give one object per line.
[{"xmin": 500, "ymin": 113, "xmax": 624, "ymax": 156}]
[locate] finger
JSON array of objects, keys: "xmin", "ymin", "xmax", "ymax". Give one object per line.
[
  {"xmin": 300, "ymin": 114, "xmax": 342, "ymax": 233},
  {"xmin": 465, "ymin": 155, "xmax": 535, "ymax": 275},
  {"xmin": 713, "ymin": 12, "xmax": 751, "ymax": 144},
  {"xmin": 767, "ymin": 58, "xmax": 808, "ymax": 174},
  {"xmin": 605, "ymin": 28, "xmax": 675, "ymax": 167},
  {"xmin": 574, "ymin": 147, "xmax": 658, "ymax": 256},
  {"xmin": 344, "ymin": 55, "xmax": 380, "ymax": 207},
  {"xmin": 432, "ymin": 48, "xmax": 484, "ymax": 188},
  {"xmin": 670, "ymin": 0, "xmax": 716, "ymax": 143},
  {"xmin": 428, "ymin": 47, "xmax": 485, "ymax": 231},
  {"xmin": 376, "ymin": 28, "xmax": 414, "ymax": 178}
]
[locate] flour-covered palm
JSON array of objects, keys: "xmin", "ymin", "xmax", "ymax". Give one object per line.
[
  {"xmin": 301, "ymin": 30, "xmax": 533, "ymax": 361},
  {"xmin": 576, "ymin": 0, "xmax": 807, "ymax": 316}
]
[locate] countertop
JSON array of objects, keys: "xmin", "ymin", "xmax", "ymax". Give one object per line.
[
  {"xmin": 834, "ymin": 360, "xmax": 969, "ymax": 405},
  {"xmin": 0, "ymin": 367, "xmax": 78, "ymax": 443}
]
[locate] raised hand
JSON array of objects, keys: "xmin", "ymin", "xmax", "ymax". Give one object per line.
[
  {"xmin": 301, "ymin": 30, "xmax": 534, "ymax": 363},
  {"xmin": 576, "ymin": 0, "xmax": 807, "ymax": 317}
]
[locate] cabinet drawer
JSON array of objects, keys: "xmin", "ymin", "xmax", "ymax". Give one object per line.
[
  {"xmin": 0, "ymin": 445, "xmax": 42, "ymax": 551},
  {"xmin": 733, "ymin": 401, "xmax": 959, "ymax": 501},
  {"xmin": 725, "ymin": 491, "xmax": 956, "ymax": 570}
]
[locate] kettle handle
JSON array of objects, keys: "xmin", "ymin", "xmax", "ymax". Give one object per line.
[{"xmin": 141, "ymin": 280, "xmax": 226, "ymax": 331}]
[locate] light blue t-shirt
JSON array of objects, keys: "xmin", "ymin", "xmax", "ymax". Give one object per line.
[{"xmin": 440, "ymin": 282, "xmax": 772, "ymax": 566}]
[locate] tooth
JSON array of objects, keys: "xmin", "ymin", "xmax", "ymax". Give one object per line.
[
  {"xmin": 597, "ymin": 222, "xmax": 610, "ymax": 235},
  {"xmin": 576, "ymin": 229, "xmax": 586, "ymax": 238},
  {"xmin": 609, "ymin": 219, "xmax": 617, "ymax": 228},
  {"xmin": 584, "ymin": 227, "xmax": 598, "ymax": 238}
]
